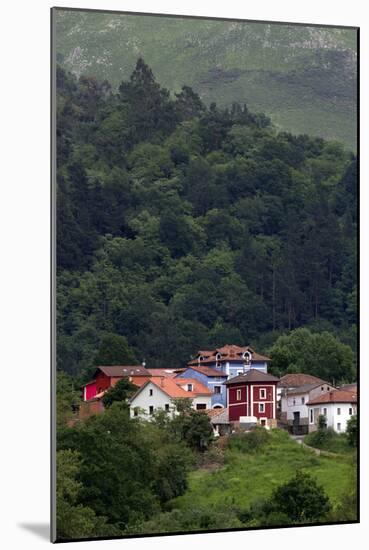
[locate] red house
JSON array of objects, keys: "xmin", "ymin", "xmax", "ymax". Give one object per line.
[
  {"xmin": 225, "ymin": 369, "xmax": 280, "ymax": 427},
  {"xmin": 82, "ymin": 365, "xmax": 151, "ymax": 402}
]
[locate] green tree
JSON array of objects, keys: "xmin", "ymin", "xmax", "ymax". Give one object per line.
[
  {"xmin": 180, "ymin": 411, "xmax": 214, "ymax": 452},
  {"xmin": 56, "ymin": 449, "xmax": 103, "ymax": 540},
  {"xmin": 102, "ymin": 378, "xmax": 138, "ymax": 408},
  {"xmin": 346, "ymin": 415, "xmax": 357, "ymax": 447},
  {"xmin": 56, "ymin": 371, "xmax": 80, "ymax": 427},
  {"xmin": 94, "ymin": 333, "xmax": 137, "ymax": 366},
  {"xmin": 270, "ymin": 471, "xmax": 331, "ymax": 523},
  {"xmin": 269, "ymin": 328, "xmax": 355, "ymax": 382}
]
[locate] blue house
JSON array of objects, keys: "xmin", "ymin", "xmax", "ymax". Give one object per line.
[
  {"xmin": 187, "ymin": 345, "xmax": 270, "ymax": 379},
  {"xmin": 175, "ymin": 366, "xmax": 228, "ymax": 409}
]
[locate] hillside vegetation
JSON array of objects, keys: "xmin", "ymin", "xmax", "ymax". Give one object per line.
[
  {"xmin": 56, "ymin": 60, "xmax": 357, "ymax": 384},
  {"xmin": 54, "ymin": 9, "xmax": 357, "ymax": 148}
]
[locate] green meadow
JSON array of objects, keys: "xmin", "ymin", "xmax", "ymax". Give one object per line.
[{"xmin": 171, "ymin": 429, "xmax": 355, "ymax": 511}]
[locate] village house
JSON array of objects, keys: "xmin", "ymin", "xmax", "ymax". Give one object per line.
[
  {"xmin": 81, "ymin": 365, "xmax": 152, "ymax": 402},
  {"xmin": 187, "ymin": 345, "xmax": 270, "ymax": 379},
  {"xmin": 129, "ymin": 376, "xmax": 212, "ymax": 419},
  {"xmin": 175, "ymin": 365, "xmax": 228, "ymax": 408},
  {"xmin": 279, "ymin": 373, "xmax": 334, "ymax": 434},
  {"xmin": 307, "ymin": 389, "xmax": 357, "ymax": 433},
  {"xmin": 224, "ymin": 369, "xmax": 279, "ymax": 428}
]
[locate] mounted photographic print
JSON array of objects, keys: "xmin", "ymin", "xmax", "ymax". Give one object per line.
[{"xmin": 51, "ymin": 7, "xmax": 359, "ymax": 543}]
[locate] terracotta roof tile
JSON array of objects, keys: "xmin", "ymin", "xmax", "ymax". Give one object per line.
[
  {"xmin": 130, "ymin": 376, "xmax": 211, "ymax": 401},
  {"xmin": 307, "ymin": 389, "xmax": 357, "ymax": 406},
  {"xmin": 278, "ymin": 373, "xmax": 327, "ymax": 388},
  {"xmin": 188, "ymin": 345, "xmax": 270, "ymax": 366}
]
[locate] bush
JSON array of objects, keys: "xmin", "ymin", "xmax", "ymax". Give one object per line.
[
  {"xmin": 304, "ymin": 427, "xmax": 351, "ymax": 454},
  {"xmin": 227, "ymin": 426, "xmax": 270, "ymax": 453},
  {"xmin": 270, "ymin": 471, "xmax": 331, "ymax": 523}
]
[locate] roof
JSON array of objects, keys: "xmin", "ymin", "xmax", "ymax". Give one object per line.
[
  {"xmin": 339, "ymin": 383, "xmax": 357, "ymax": 392},
  {"xmin": 94, "ymin": 365, "xmax": 151, "ymax": 378},
  {"xmin": 307, "ymin": 389, "xmax": 357, "ymax": 406},
  {"xmin": 175, "ymin": 378, "xmax": 212, "ymax": 395},
  {"xmin": 130, "ymin": 376, "xmax": 211, "ymax": 402},
  {"xmin": 286, "ymin": 382, "xmax": 333, "ymax": 395},
  {"xmin": 179, "ymin": 365, "xmax": 228, "ymax": 378},
  {"xmin": 206, "ymin": 407, "xmax": 229, "ymax": 424},
  {"xmin": 278, "ymin": 373, "xmax": 327, "ymax": 388},
  {"xmin": 147, "ymin": 368, "xmax": 185, "ymax": 378},
  {"xmin": 188, "ymin": 345, "xmax": 270, "ymax": 366},
  {"xmin": 224, "ymin": 369, "xmax": 280, "ymax": 385}
]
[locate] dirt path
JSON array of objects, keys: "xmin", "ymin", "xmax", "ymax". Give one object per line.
[{"xmin": 289, "ymin": 434, "xmax": 340, "ymax": 457}]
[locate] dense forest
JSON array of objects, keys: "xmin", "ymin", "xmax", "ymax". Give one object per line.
[{"xmin": 56, "ymin": 59, "xmax": 357, "ymax": 385}]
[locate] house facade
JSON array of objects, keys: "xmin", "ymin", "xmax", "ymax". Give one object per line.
[
  {"xmin": 225, "ymin": 370, "xmax": 279, "ymax": 427},
  {"xmin": 129, "ymin": 376, "xmax": 212, "ymax": 419},
  {"xmin": 187, "ymin": 345, "xmax": 270, "ymax": 379},
  {"xmin": 280, "ymin": 380, "xmax": 334, "ymax": 435},
  {"xmin": 307, "ymin": 389, "xmax": 357, "ymax": 433},
  {"xmin": 81, "ymin": 365, "xmax": 151, "ymax": 402},
  {"xmin": 175, "ymin": 366, "xmax": 228, "ymax": 408}
]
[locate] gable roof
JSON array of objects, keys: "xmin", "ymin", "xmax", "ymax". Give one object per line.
[
  {"xmin": 188, "ymin": 345, "xmax": 270, "ymax": 366},
  {"xmin": 179, "ymin": 365, "xmax": 228, "ymax": 378},
  {"xmin": 147, "ymin": 368, "xmax": 185, "ymax": 378},
  {"xmin": 129, "ymin": 376, "xmax": 211, "ymax": 402},
  {"xmin": 278, "ymin": 373, "xmax": 327, "ymax": 388},
  {"xmin": 224, "ymin": 369, "xmax": 280, "ymax": 385},
  {"xmin": 307, "ymin": 389, "xmax": 357, "ymax": 406},
  {"xmin": 94, "ymin": 365, "xmax": 151, "ymax": 378},
  {"xmin": 286, "ymin": 381, "xmax": 333, "ymax": 395}
]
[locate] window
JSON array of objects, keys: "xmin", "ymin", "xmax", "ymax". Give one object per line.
[
  {"xmin": 260, "ymin": 419, "xmax": 266, "ymax": 427},
  {"xmin": 323, "ymin": 408, "xmax": 327, "ymax": 416},
  {"xmin": 259, "ymin": 388, "xmax": 266, "ymax": 399},
  {"xmin": 293, "ymin": 398, "xmax": 296, "ymax": 406},
  {"xmin": 236, "ymin": 389, "xmax": 242, "ymax": 401},
  {"xmin": 196, "ymin": 403, "xmax": 207, "ymax": 410},
  {"xmin": 327, "ymin": 387, "xmax": 330, "ymax": 391},
  {"xmin": 259, "ymin": 403, "xmax": 265, "ymax": 413},
  {"xmin": 187, "ymin": 383, "xmax": 193, "ymax": 392},
  {"xmin": 149, "ymin": 388, "xmax": 153, "ymax": 396},
  {"xmin": 214, "ymin": 386, "xmax": 221, "ymax": 394},
  {"xmin": 134, "ymin": 408, "xmax": 138, "ymax": 417},
  {"xmin": 337, "ymin": 423, "xmax": 341, "ymax": 432},
  {"xmin": 321, "ymin": 387, "xmax": 324, "ymax": 391},
  {"xmin": 349, "ymin": 407, "xmax": 353, "ymax": 415},
  {"xmin": 337, "ymin": 408, "xmax": 341, "ymax": 415},
  {"xmin": 149, "ymin": 406, "xmax": 154, "ymax": 415},
  {"xmin": 301, "ymin": 397, "xmax": 305, "ymax": 405},
  {"xmin": 310, "ymin": 409, "xmax": 313, "ymax": 423},
  {"xmin": 165, "ymin": 404, "xmax": 170, "ymax": 412}
]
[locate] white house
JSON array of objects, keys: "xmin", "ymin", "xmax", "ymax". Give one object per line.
[
  {"xmin": 129, "ymin": 376, "xmax": 212, "ymax": 419},
  {"xmin": 307, "ymin": 389, "xmax": 357, "ymax": 433},
  {"xmin": 279, "ymin": 374, "xmax": 335, "ymax": 434}
]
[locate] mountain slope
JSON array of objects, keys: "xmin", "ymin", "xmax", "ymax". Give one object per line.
[{"xmin": 54, "ymin": 9, "xmax": 357, "ymax": 149}]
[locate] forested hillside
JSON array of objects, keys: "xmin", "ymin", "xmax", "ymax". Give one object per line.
[
  {"xmin": 54, "ymin": 10, "xmax": 357, "ymax": 148},
  {"xmin": 56, "ymin": 60, "xmax": 357, "ymax": 383}
]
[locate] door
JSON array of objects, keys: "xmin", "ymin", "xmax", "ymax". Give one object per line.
[{"xmin": 293, "ymin": 411, "xmax": 300, "ymax": 435}]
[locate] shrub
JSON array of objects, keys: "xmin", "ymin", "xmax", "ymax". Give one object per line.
[
  {"xmin": 270, "ymin": 471, "xmax": 331, "ymax": 523},
  {"xmin": 227, "ymin": 426, "xmax": 270, "ymax": 453}
]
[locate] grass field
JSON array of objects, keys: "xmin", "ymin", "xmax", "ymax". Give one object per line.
[{"xmin": 171, "ymin": 429, "xmax": 355, "ymax": 512}]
